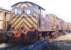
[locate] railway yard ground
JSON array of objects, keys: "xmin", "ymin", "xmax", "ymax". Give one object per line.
[{"xmin": 0, "ymin": 32, "xmax": 70, "ymax": 50}]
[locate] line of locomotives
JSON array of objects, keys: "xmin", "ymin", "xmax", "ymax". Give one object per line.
[{"xmin": 0, "ymin": 1, "xmax": 71, "ymax": 46}]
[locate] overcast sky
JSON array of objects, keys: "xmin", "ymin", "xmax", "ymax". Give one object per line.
[{"xmin": 0, "ymin": 0, "xmax": 71, "ymax": 23}]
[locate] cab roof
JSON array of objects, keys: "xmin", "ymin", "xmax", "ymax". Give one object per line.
[{"xmin": 12, "ymin": 1, "xmax": 45, "ymax": 10}]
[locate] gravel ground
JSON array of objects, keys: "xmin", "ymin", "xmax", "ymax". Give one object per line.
[
  {"xmin": 0, "ymin": 41, "xmax": 71, "ymax": 50},
  {"xmin": 55, "ymin": 33, "xmax": 71, "ymax": 41},
  {"xmin": 54, "ymin": 41, "xmax": 71, "ymax": 50},
  {"xmin": 0, "ymin": 33, "xmax": 71, "ymax": 50}
]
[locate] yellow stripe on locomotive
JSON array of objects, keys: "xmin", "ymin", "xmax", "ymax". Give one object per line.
[{"xmin": 11, "ymin": 13, "xmax": 37, "ymax": 30}]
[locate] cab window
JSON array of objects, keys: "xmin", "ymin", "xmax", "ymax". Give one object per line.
[{"xmin": 14, "ymin": 8, "xmax": 22, "ymax": 15}]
